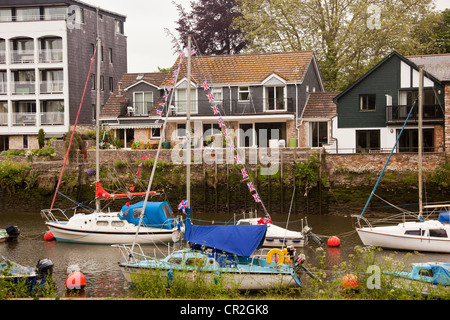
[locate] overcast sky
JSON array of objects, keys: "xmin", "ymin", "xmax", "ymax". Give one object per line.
[{"xmin": 86, "ymin": 0, "xmax": 449, "ymax": 74}]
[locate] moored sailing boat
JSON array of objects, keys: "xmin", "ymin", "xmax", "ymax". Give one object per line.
[{"xmin": 40, "ymin": 38, "xmax": 183, "ymax": 245}]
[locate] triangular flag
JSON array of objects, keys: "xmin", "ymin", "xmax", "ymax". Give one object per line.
[
  {"xmin": 136, "ymin": 170, "xmax": 141, "ymax": 176},
  {"xmin": 130, "ymin": 186, "xmax": 135, "ymax": 192}
]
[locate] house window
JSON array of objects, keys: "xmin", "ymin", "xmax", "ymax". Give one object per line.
[
  {"xmin": 23, "ymin": 135, "xmax": 28, "ymax": 149},
  {"xmin": 108, "ymin": 48, "xmax": 113, "ymax": 63},
  {"xmin": 91, "ymin": 104, "xmax": 96, "ymax": 122},
  {"xmin": 175, "ymin": 88, "xmax": 197, "ymax": 114},
  {"xmin": 359, "ymin": 94, "xmax": 376, "ymax": 111},
  {"xmin": 176, "ymin": 123, "xmax": 186, "ymax": 138},
  {"xmin": 356, "ymin": 130, "xmax": 380, "ymax": 153},
  {"xmin": 133, "ymin": 92, "xmax": 153, "ymax": 115},
  {"xmin": 238, "ymin": 87, "xmax": 250, "ymax": 101},
  {"xmin": 100, "ymin": 75, "xmax": 104, "ymax": 91},
  {"xmin": 397, "ymin": 128, "xmax": 434, "ymax": 153},
  {"xmin": 310, "ymin": 122, "xmax": 328, "ymax": 147},
  {"xmin": 91, "ymin": 74, "xmax": 95, "ymax": 90},
  {"xmin": 265, "ymin": 86, "xmax": 285, "ymax": 111},
  {"xmin": 109, "ymin": 77, "xmax": 114, "ymax": 92},
  {"xmin": 151, "ymin": 127, "xmax": 161, "ymax": 139},
  {"xmin": 115, "ymin": 20, "xmax": 124, "ymax": 35},
  {"xmin": 211, "ymin": 88, "xmax": 222, "ymax": 103}
]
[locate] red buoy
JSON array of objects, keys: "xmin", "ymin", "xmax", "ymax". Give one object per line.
[
  {"xmin": 65, "ymin": 271, "xmax": 86, "ymax": 290},
  {"xmin": 327, "ymin": 236, "xmax": 341, "ymax": 247},
  {"xmin": 44, "ymin": 231, "xmax": 55, "ymax": 241},
  {"xmin": 341, "ymin": 274, "xmax": 360, "ymax": 290}
]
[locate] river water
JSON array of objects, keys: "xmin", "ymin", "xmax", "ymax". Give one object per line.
[{"xmin": 1, "ymin": 209, "xmax": 450, "ymax": 298}]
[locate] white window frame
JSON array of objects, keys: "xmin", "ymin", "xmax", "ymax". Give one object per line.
[
  {"xmin": 238, "ymin": 87, "xmax": 250, "ymax": 101},
  {"xmin": 133, "ymin": 91, "xmax": 153, "ymax": 116},
  {"xmin": 175, "ymin": 88, "xmax": 197, "ymax": 114},
  {"xmin": 264, "ymin": 85, "xmax": 287, "ymax": 112}
]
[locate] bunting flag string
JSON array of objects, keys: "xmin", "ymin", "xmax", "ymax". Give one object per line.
[
  {"xmin": 124, "ymin": 45, "xmax": 189, "ymax": 209},
  {"xmin": 200, "ymin": 71, "xmax": 266, "ymax": 208}
]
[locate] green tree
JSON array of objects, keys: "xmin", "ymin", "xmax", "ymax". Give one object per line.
[
  {"xmin": 174, "ymin": 0, "xmax": 248, "ymax": 55},
  {"xmin": 236, "ymin": 0, "xmax": 440, "ymax": 90},
  {"xmin": 38, "ymin": 129, "xmax": 45, "ymax": 149}
]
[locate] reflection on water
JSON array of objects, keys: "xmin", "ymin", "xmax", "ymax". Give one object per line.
[{"xmin": 1, "ymin": 210, "xmax": 450, "ymax": 298}]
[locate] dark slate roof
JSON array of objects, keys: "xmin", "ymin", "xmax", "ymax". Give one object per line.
[{"xmin": 407, "ymin": 53, "xmax": 450, "ymax": 82}]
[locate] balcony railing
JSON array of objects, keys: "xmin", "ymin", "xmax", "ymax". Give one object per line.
[
  {"xmin": 39, "ymin": 49, "xmax": 63, "ymax": 63},
  {"xmin": 386, "ymin": 104, "xmax": 443, "ymax": 123},
  {"xmin": 40, "ymin": 81, "xmax": 63, "ymax": 94},
  {"xmin": 0, "ymin": 14, "xmax": 68, "ymax": 22},
  {"xmin": 0, "ymin": 113, "xmax": 7, "ymax": 126},
  {"xmin": 10, "ymin": 50, "xmax": 35, "ymax": 64},
  {"xmin": 41, "ymin": 112, "xmax": 64, "ymax": 125},
  {"xmin": 12, "ymin": 82, "xmax": 35, "ymax": 95},
  {"xmin": 0, "ymin": 82, "xmax": 6, "ymax": 94},
  {"xmin": 12, "ymin": 112, "xmax": 36, "ymax": 126}
]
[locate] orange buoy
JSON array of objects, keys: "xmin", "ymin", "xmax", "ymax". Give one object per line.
[
  {"xmin": 44, "ymin": 231, "xmax": 55, "ymax": 241},
  {"xmin": 327, "ymin": 236, "xmax": 340, "ymax": 247},
  {"xmin": 341, "ymin": 274, "xmax": 360, "ymax": 290},
  {"xmin": 65, "ymin": 271, "xmax": 86, "ymax": 290}
]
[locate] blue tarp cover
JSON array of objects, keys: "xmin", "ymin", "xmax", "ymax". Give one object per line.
[
  {"xmin": 438, "ymin": 212, "xmax": 450, "ymax": 224},
  {"xmin": 410, "ymin": 263, "xmax": 450, "ymax": 285},
  {"xmin": 183, "ymin": 224, "xmax": 267, "ymax": 257},
  {"xmin": 120, "ymin": 201, "xmax": 174, "ymax": 229}
]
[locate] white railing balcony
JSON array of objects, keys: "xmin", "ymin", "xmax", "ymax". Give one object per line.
[
  {"xmin": 10, "ymin": 50, "xmax": 35, "ymax": 64},
  {"xmin": 40, "ymin": 81, "xmax": 63, "ymax": 94},
  {"xmin": 0, "ymin": 82, "xmax": 6, "ymax": 94},
  {"xmin": 40, "ymin": 112, "xmax": 64, "ymax": 125},
  {"xmin": 39, "ymin": 49, "xmax": 63, "ymax": 63},
  {"xmin": 0, "ymin": 113, "xmax": 7, "ymax": 126},
  {"xmin": 13, "ymin": 112, "xmax": 36, "ymax": 126},
  {"xmin": 12, "ymin": 82, "xmax": 35, "ymax": 95}
]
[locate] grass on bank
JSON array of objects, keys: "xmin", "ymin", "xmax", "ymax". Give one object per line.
[{"xmin": 125, "ymin": 246, "xmax": 450, "ymax": 300}]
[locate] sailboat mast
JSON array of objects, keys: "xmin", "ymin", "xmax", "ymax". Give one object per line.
[
  {"xmin": 95, "ymin": 37, "xmax": 101, "ymax": 213},
  {"xmin": 186, "ymin": 35, "xmax": 191, "ymax": 209},
  {"xmin": 418, "ymin": 65, "xmax": 423, "ymax": 220}
]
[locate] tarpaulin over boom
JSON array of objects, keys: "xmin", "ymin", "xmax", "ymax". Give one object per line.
[{"xmin": 183, "ymin": 224, "xmax": 267, "ymax": 257}]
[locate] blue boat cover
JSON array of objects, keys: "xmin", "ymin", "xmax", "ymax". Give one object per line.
[
  {"xmin": 183, "ymin": 224, "xmax": 267, "ymax": 257},
  {"xmin": 120, "ymin": 201, "xmax": 175, "ymax": 229},
  {"xmin": 410, "ymin": 263, "xmax": 450, "ymax": 285},
  {"xmin": 438, "ymin": 212, "xmax": 450, "ymax": 224}
]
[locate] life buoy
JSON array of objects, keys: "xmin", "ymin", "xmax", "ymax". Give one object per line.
[{"xmin": 266, "ymin": 249, "xmax": 284, "ymax": 265}]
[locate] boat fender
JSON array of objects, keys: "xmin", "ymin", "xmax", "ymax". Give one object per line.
[
  {"xmin": 44, "ymin": 231, "xmax": 55, "ymax": 241},
  {"xmin": 65, "ymin": 271, "xmax": 86, "ymax": 290},
  {"xmin": 266, "ymin": 249, "xmax": 284, "ymax": 265}
]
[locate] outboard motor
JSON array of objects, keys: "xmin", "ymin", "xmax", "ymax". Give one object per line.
[
  {"xmin": 36, "ymin": 258, "xmax": 54, "ymax": 282},
  {"xmin": 294, "ymin": 254, "xmax": 317, "ymax": 280},
  {"xmin": 5, "ymin": 226, "xmax": 20, "ymax": 239},
  {"xmin": 302, "ymin": 225, "xmax": 323, "ymax": 246}
]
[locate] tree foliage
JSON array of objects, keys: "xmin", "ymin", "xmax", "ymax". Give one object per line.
[
  {"xmin": 174, "ymin": 0, "xmax": 248, "ymax": 55},
  {"xmin": 235, "ymin": 0, "xmax": 444, "ymax": 90}
]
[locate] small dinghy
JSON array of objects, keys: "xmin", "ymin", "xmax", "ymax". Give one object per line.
[
  {"xmin": 0, "ymin": 226, "xmax": 20, "ymax": 242},
  {"xmin": 0, "ymin": 256, "xmax": 54, "ymax": 290}
]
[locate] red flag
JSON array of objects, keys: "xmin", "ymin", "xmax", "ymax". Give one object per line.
[
  {"xmin": 130, "ymin": 186, "xmax": 135, "ymax": 191},
  {"xmin": 136, "ymin": 170, "xmax": 141, "ymax": 176}
]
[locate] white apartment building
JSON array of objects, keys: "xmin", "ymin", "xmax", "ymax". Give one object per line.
[{"xmin": 0, "ymin": 1, "xmax": 127, "ymax": 150}]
